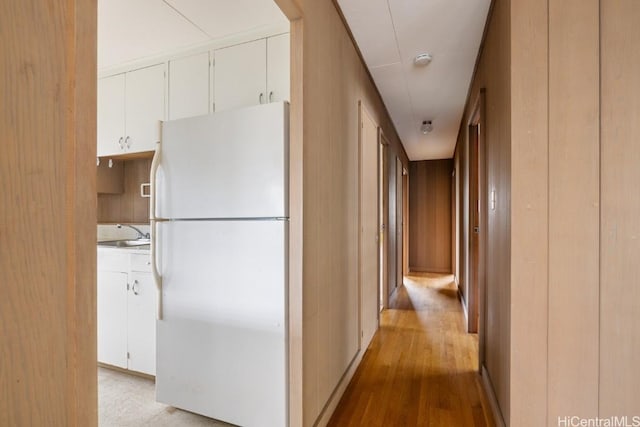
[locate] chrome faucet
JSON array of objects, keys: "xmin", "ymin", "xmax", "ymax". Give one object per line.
[{"xmin": 116, "ymin": 224, "xmax": 150, "ymax": 240}]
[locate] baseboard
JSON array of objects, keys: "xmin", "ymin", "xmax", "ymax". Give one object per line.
[
  {"xmin": 312, "ymin": 348, "xmax": 366, "ymax": 427},
  {"xmin": 458, "ymin": 287, "xmax": 469, "ymax": 327},
  {"xmin": 98, "ymin": 362, "xmax": 155, "ymax": 381},
  {"xmin": 480, "ymin": 365, "xmax": 506, "ymax": 427},
  {"xmin": 409, "ymin": 267, "xmax": 453, "ymax": 274}
]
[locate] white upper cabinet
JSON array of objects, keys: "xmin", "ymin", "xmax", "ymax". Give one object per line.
[
  {"xmin": 214, "ymin": 39, "xmax": 267, "ymax": 112},
  {"xmin": 97, "ymin": 64, "xmax": 166, "ymax": 157},
  {"xmin": 97, "ymin": 34, "xmax": 290, "ymax": 154},
  {"xmin": 125, "ymin": 64, "xmax": 166, "ymax": 153},
  {"xmin": 97, "ymin": 74, "xmax": 126, "ymax": 157},
  {"xmin": 267, "ymin": 33, "xmax": 290, "ymax": 103},
  {"xmin": 169, "ymin": 52, "xmax": 210, "ymax": 120}
]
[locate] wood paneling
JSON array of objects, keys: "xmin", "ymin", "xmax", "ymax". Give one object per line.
[
  {"xmin": 455, "ymin": 0, "xmax": 512, "ymax": 423},
  {"xmin": 456, "ymin": 0, "xmax": 640, "ymax": 423},
  {"xmin": 97, "ymin": 160, "xmax": 124, "ymax": 194},
  {"xmin": 548, "ymin": 0, "xmax": 600, "ymax": 421},
  {"xmin": 299, "ymin": 1, "xmax": 408, "ymax": 425},
  {"xmin": 409, "ymin": 160, "xmax": 453, "ymax": 273},
  {"xmin": 600, "ymin": 0, "xmax": 640, "ymax": 417},
  {"xmin": 97, "ymin": 158, "xmax": 152, "ymax": 224},
  {"xmin": 509, "ymin": 0, "xmax": 549, "ymax": 424},
  {"xmin": 0, "ymin": 0, "xmax": 97, "ymax": 425}
]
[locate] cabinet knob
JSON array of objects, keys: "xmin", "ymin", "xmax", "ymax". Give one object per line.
[
  {"xmin": 125, "ymin": 136, "xmax": 131, "ymax": 149},
  {"xmin": 118, "ymin": 137, "xmax": 124, "ymax": 149},
  {"xmin": 269, "ymin": 91, "xmax": 274, "ymax": 103},
  {"xmin": 131, "ymin": 279, "xmax": 139, "ymax": 295},
  {"xmin": 259, "ymin": 93, "xmax": 264, "ymax": 104}
]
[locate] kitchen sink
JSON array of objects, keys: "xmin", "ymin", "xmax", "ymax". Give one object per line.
[{"xmin": 98, "ymin": 239, "xmax": 150, "ymax": 248}]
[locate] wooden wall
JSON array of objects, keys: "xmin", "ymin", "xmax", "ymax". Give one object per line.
[
  {"xmin": 455, "ymin": 0, "xmax": 640, "ymax": 424},
  {"xmin": 0, "ymin": 0, "xmax": 97, "ymax": 425},
  {"xmin": 455, "ymin": 0, "xmax": 512, "ymax": 422},
  {"xmin": 600, "ymin": 0, "xmax": 640, "ymax": 417},
  {"xmin": 296, "ymin": 0, "xmax": 409, "ymax": 425},
  {"xmin": 97, "ymin": 158, "xmax": 152, "ymax": 224},
  {"xmin": 546, "ymin": 0, "xmax": 599, "ymax": 422},
  {"xmin": 509, "ymin": 0, "xmax": 549, "ymax": 423},
  {"xmin": 408, "ymin": 160, "xmax": 453, "ymax": 273}
]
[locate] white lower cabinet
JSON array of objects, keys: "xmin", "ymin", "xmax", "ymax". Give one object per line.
[
  {"xmin": 97, "ymin": 249, "xmax": 156, "ymax": 376},
  {"xmin": 97, "ymin": 271, "xmax": 128, "ymax": 369},
  {"xmin": 127, "ymin": 272, "xmax": 156, "ymax": 375}
]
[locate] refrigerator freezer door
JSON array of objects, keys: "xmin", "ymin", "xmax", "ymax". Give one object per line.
[
  {"xmin": 155, "ymin": 220, "xmax": 287, "ymax": 427},
  {"xmin": 157, "ymin": 102, "xmax": 289, "ymax": 220}
]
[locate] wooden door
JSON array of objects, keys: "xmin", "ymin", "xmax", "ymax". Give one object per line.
[
  {"xmin": 359, "ymin": 103, "xmax": 379, "ymax": 350},
  {"xmin": 214, "ymin": 39, "xmax": 267, "ymax": 112},
  {"xmin": 388, "ymin": 158, "xmax": 397, "ymax": 297},
  {"xmin": 379, "ymin": 132, "xmax": 389, "ymax": 309},
  {"xmin": 396, "ymin": 158, "xmax": 404, "ymax": 289},
  {"xmin": 403, "ymin": 172, "xmax": 409, "ymax": 276},
  {"xmin": 469, "ymin": 125, "xmax": 480, "ymax": 333}
]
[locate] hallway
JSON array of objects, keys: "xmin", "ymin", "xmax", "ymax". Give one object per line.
[{"xmin": 328, "ymin": 273, "xmax": 494, "ymax": 426}]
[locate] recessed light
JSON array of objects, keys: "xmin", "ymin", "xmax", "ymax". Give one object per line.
[
  {"xmin": 421, "ymin": 120, "xmax": 433, "ymax": 134},
  {"xmin": 414, "ymin": 53, "xmax": 433, "ymax": 66}
]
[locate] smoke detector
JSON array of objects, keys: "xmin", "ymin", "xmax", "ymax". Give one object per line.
[{"xmin": 414, "ymin": 53, "xmax": 433, "ymax": 66}]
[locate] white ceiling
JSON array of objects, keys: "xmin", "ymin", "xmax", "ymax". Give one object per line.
[
  {"xmin": 98, "ymin": 0, "xmax": 288, "ymax": 69},
  {"xmin": 337, "ymin": 0, "xmax": 491, "ymax": 160}
]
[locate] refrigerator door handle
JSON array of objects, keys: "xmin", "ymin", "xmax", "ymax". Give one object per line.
[{"xmin": 150, "ymin": 140, "xmax": 163, "ymax": 320}]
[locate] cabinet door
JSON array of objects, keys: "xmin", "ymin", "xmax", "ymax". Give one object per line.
[
  {"xmin": 97, "ymin": 74, "xmax": 125, "ymax": 157},
  {"xmin": 125, "ymin": 64, "xmax": 166, "ymax": 153},
  {"xmin": 267, "ymin": 34, "xmax": 290, "ymax": 103},
  {"xmin": 127, "ymin": 272, "xmax": 157, "ymax": 376},
  {"xmin": 214, "ymin": 39, "xmax": 267, "ymax": 112},
  {"xmin": 97, "ymin": 271, "xmax": 128, "ymax": 369},
  {"xmin": 169, "ymin": 52, "xmax": 210, "ymax": 120}
]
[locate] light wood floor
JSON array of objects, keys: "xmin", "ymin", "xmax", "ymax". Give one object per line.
[{"xmin": 328, "ymin": 273, "xmax": 495, "ymax": 427}]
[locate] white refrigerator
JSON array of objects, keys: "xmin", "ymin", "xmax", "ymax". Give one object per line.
[{"xmin": 152, "ymin": 102, "xmax": 289, "ymax": 427}]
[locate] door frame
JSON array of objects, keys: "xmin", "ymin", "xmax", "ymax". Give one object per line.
[
  {"xmin": 379, "ymin": 129, "xmax": 390, "ymax": 310},
  {"xmin": 396, "ymin": 157, "xmax": 404, "ymax": 290},
  {"xmin": 358, "ymin": 100, "xmax": 381, "ymax": 350},
  {"xmin": 271, "ymin": 2, "xmax": 304, "ymax": 425},
  {"xmin": 468, "ymin": 89, "xmax": 487, "ymax": 360},
  {"xmin": 403, "ymin": 169, "xmax": 409, "ymax": 277}
]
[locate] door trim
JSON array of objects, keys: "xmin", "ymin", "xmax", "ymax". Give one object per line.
[{"xmin": 468, "ymin": 89, "xmax": 487, "ymax": 364}]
